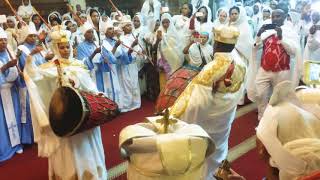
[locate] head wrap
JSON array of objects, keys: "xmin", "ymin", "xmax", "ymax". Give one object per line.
[
  {"xmin": 17, "ymin": 23, "xmax": 38, "ymax": 43},
  {"xmin": 7, "ymin": 16, "xmax": 17, "ymax": 27},
  {"xmin": 119, "ymin": 15, "xmax": 132, "ymax": 29},
  {"xmin": 0, "ymin": 27, "xmax": 8, "ymax": 39},
  {"xmin": 49, "ymin": 26, "xmax": 72, "ymax": 59},
  {"xmin": 48, "ymin": 11, "xmax": 62, "ymax": 25},
  {"xmin": 79, "ymin": 21, "xmax": 94, "ymax": 35}
]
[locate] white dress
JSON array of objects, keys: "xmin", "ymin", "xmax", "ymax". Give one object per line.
[
  {"xmin": 118, "ymin": 34, "xmax": 142, "ymax": 112},
  {"xmin": 24, "ymin": 58, "xmax": 107, "ymax": 180}
]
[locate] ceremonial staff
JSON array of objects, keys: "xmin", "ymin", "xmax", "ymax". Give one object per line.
[
  {"xmin": 6, "ymin": 47, "xmax": 23, "ymax": 76},
  {"xmin": 32, "ymin": 8, "xmax": 51, "ymax": 30},
  {"xmin": 107, "ymin": 0, "xmax": 154, "ymax": 65},
  {"xmin": 4, "ymin": 0, "xmax": 26, "ymax": 26}
]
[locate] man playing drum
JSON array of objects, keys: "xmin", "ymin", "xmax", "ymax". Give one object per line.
[{"xmin": 23, "ymin": 26, "xmax": 108, "ymax": 180}]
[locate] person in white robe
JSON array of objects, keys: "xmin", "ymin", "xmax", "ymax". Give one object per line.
[
  {"xmin": 30, "ymin": 14, "xmax": 47, "ymax": 35},
  {"xmin": 48, "ymin": 11, "xmax": 62, "ymax": 27},
  {"xmin": 172, "ymin": 3, "xmax": 194, "ymax": 49},
  {"xmin": 212, "ymin": 7, "xmax": 229, "ymax": 46},
  {"xmin": 213, "ymin": 7, "xmax": 228, "ymax": 28},
  {"xmin": 86, "ymin": 8, "xmax": 106, "ymax": 45},
  {"xmin": 256, "ymin": 81, "xmax": 320, "ymax": 180},
  {"xmin": 99, "ymin": 20, "xmax": 124, "ymax": 111},
  {"xmin": 244, "ymin": 6, "xmax": 255, "ymax": 39},
  {"xmin": 132, "ymin": 14, "xmax": 148, "ymax": 95},
  {"xmin": 23, "ymin": 26, "xmax": 107, "ymax": 180},
  {"xmin": 183, "ymin": 31, "xmax": 213, "ymax": 69},
  {"xmin": 118, "ymin": 17, "xmax": 142, "ymax": 112},
  {"xmin": 193, "ymin": 6, "xmax": 213, "ymax": 41},
  {"xmin": 170, "ymin": 25, "xmax": 248, "ymax": 180},
  {"xmin": 17, "ymin": 0, "xmax": 35, "ymax": 24},
  {"xmin": 5, "ymin": 16, "xmax": 18, "ymax": 53},
  {"xmin": 304, "ymin": 10, "xmax": 320, "ymax": 63},
  {"xmin": 0, "ymin": 28, "xmax": 24, "ymax": 162},
  {"xmin": 154, "ymin": 13, "xmax": 184, "ymax": 90},
  {"xmin": 229, "ymin": 6, "xmax": 254, "ymax": 104},
  {"xmin": 252, "ymin": 2, "xmax": 263, "ymax": 36},
  {"xmin": 140, "ymin": 0, "xmax": 161, "ymax": 26}
]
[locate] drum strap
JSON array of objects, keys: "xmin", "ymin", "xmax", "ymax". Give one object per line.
[{"xmin": 197, "ymin": 44, "xmax": 207, "ymax": 69}]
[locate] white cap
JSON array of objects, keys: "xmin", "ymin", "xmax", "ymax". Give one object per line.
[
  {"xmin": 17, "ymin": 23, "xmax": 38, "ymax": 43},
  {"xmin": 79, "ymin": 22, "xmax": 94, "ymax": 34},
  {"xmin": 119, "ymin": 15, "xmax": 132, "ymax": 29},
  {"xmin": 0, "ymin": 27, "xmax": 8, "ymax": 39}
]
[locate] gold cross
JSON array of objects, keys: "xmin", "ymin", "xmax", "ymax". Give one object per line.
[{"xmin": 156, "ymin": 109, "xmax": 177, "ymax": 134}]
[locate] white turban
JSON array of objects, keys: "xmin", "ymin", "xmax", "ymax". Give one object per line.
[
  {"xmin": 119, "ymin": 15, "xmax": 132, "ymax": 29},
  {"xmin": 17, "ymin": 23, "xmax": 38, "ymax": 44},
  {"xmin": 79, "ymin": 22, "xmax": 94, "ymax": 35}
]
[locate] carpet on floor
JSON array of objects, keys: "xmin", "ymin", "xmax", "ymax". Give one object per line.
[
  {"xmin": 0, "ymin": 99, "xmax": 155, "ymax": 180},
  {"xmin": 0, "ymin": 99, "xmax": 265, "ymax": 180}
]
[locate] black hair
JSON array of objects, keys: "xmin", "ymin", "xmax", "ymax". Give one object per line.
[
  {"xmin": 213, "ymin": 41, "xmax": 235, "ymax": 54},
  {"xmin": 180, "ymin": 3, "xmax": 193, "ymax": 18},
  {"xmin": 31, "ymin": 14, "xmax": 43, "ymax": 24},
  {"xmin": 196, "ymin": 6, "xmax": 208, "ymax": 23},
  {"xmin": 64, "ymin": 20, "xmax": 72, "ymax": 30},
  {"xmin": 90, "ymin": 9, "xmax": 99, "ymax": 17},
  {"xmin": 229, "ymin": 6, "xmax": 240, "ymax": 15},
  {"xmin": 50, "ymin": 17, "xmax": 61, "ymax": 25}
]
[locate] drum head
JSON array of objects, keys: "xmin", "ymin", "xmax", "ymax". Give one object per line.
[{"xmin": 49, "ymin": 87, "xmax": 83, "ymax": 137}]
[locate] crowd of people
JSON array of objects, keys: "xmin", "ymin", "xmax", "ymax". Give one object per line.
[{"xmin": 0, "ymin": 0, "xmax": 320, "ymax": 179}]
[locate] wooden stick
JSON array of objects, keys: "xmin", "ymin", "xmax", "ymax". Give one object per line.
[
  {"xmin": 32, "ymin": 7, "xmax": 52, "ymax": 30},
  {"xmin": 107, "ymin": 0, "xmax": 123, "ymax": 17},
  {"xmin": 4, "ymin": 0, "xmax": 26, "ymax": 26},
  {"xmin": 6, "ymin": 47, "xmax": 23, "ymax": 75},
  {"xmin": 66, "ymin": 4, "xmax": 83, "ymax": 25}
]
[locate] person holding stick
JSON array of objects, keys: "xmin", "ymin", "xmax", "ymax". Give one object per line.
[{"xmin": 0, "ymin": 27, "xmax": 25, "ymax": 162}]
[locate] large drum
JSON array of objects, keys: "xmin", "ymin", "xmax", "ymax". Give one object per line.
[
  {"xmin": 155, "ymin": 66, "xmax": 200, "ymax": 113},
  {"xmin": 49, "ymin": 86, "xmax": 120, "ymax": 137}
]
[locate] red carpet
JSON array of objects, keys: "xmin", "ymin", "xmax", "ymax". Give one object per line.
[
  {"xmin": 0, "ymin": 99, "xmax": 155, "ymax": 180},
  {"xmin": 232, "ymin": 148, "xmax": 267, "ymax": 180},
  {"xmin": 229, "ymin": 110, "xmax": 258, "ymax": 148},
  {"xmin": 0, "ymin": 99, "xmax": 265, "ymax": 180}
]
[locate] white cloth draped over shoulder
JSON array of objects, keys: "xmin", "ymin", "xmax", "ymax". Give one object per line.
[
  {"xmin": 172, "ymin": 15, "xmax": 192, "ymax": 49},
  {"xmin": 194, "ymin": 5, "xmax": 213, "ymax": 40},
  {"xmin": 170, "ymin": 50, "xmax": 248, "ymax": 179},
  {"xmin": 188, "ymin": 42, "xmax": 213, "ymax": 67},
  {"xmin": 23, "ymin": 56, "xmax": 107, "ymax": 179},
  {"xmin": 156, "ymin": 13, "xmax": 184, "ymax": 76}
]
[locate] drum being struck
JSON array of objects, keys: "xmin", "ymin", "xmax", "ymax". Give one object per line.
[
  {"xmin": 155, "ymin": 66, "xmax": 200, "ymax": 114},
  {"xmin": 49, "ymin": 86, "xmax": 120, "ymax": 137}
]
